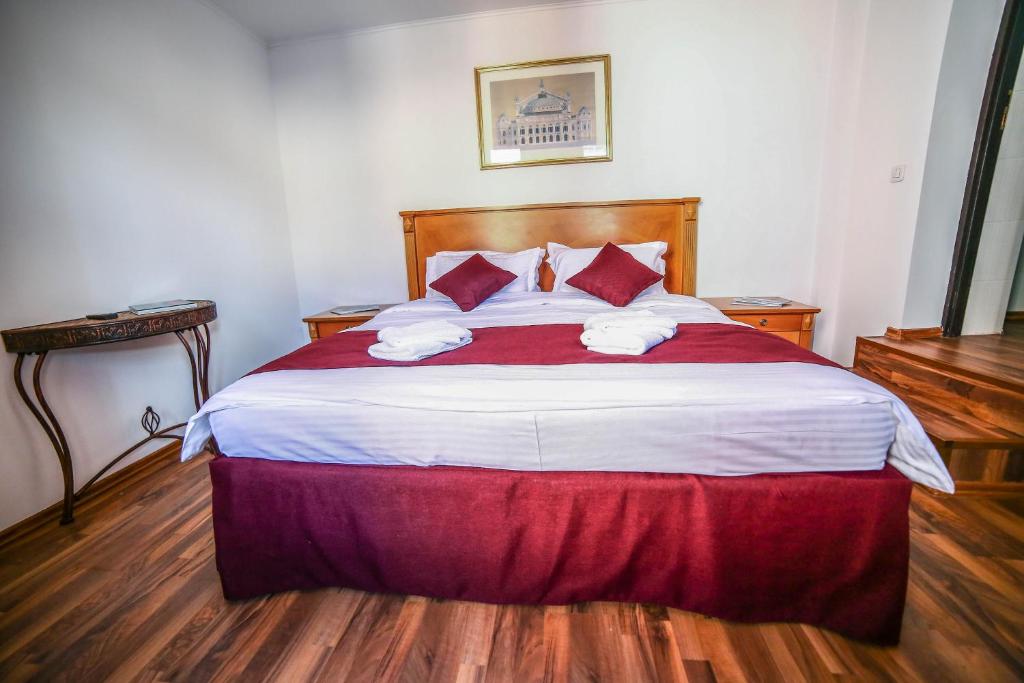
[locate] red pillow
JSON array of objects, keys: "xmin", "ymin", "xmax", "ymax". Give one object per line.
[
  {"xmin": 429, "ymin": 253, "xmax": 517, "ymax": 311},
  {"xmin": 565, "ymin": 242, "xmax": 664, "ymax": 307}
]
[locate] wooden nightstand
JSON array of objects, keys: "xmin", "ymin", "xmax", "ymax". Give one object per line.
[
  {"xmin": 303, "ymin": 305, "xmax": 397, "ymax": 341},
  {"xmin": 701, "ymin": 298, "xmax": 820, "ymax": 350}
]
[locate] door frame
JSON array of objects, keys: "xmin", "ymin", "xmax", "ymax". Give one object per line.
[{"xmin": 942, "ymin": 0, "xmax": 1024, "ymax": 336}]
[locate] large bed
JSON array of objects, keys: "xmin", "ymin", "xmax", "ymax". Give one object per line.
[{"xmin": 182, "ymin": 198, "xmax": 953, "ymax": 644}]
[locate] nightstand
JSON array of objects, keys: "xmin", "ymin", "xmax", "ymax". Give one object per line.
[
  {"xmin": 701, "ymin": 298, "xmax": 820, "ymax": 350},
  {"xmin": 303, "ymin": 305, "xmax": 397, "ymax": 341}
]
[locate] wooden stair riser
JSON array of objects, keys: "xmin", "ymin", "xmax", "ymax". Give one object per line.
[
  {"xmin": 946, "ymin": 448, "xmax": 1024, "ymax": 483},
  {"xmin": 855, "ymin": 341, "xmax": 1024, "ymax": 436}
]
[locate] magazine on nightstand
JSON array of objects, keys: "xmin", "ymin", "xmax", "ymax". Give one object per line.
[
  {"xmin": 731, "ymin": 297, "xmax": 790, "ymax": 307},
  {"xmin": 330, "ymin": 305, "xmax": 380, "ymax": 316}
]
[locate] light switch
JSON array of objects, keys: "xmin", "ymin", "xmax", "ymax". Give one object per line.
[{"xmin": 890, "ymin": 165, "xmax": 906, "ymax": 183}]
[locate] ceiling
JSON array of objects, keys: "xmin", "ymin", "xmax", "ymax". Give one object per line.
[{"xmin": 208, "ymin": 0, "xmax": 573, "ymax": 45}]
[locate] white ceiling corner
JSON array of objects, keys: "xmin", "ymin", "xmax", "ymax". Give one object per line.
[{"xmin": 206, "ymin": 0, "xmax": 582, "ymax": 45}]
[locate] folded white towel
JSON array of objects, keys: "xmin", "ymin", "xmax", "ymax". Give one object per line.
[
  {"xmin": 580, "ymin": 327, "xmax": 674, "ymax": 356},
  {"xmin": 584, "ymin": 310, "xmax": 677, "ymax": 338},
  {"xmin": 369, "ymin": 336, "xmax": 472, "ymax": 361},
  {"xmin": 377, "ymin": 320, "xmax": 471, "ymax": 347}
]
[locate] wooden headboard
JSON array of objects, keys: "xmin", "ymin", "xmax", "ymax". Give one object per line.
[{"xmin": 400, "ymin": 198, "xmax": 699, "ymax": 299}]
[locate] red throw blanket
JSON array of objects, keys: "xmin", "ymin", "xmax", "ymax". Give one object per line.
[{"xmin": 253, "ymin": 323, "xmax": 840, "ymax": 374}]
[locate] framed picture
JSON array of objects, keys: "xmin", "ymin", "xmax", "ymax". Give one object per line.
[{"xmin": 475, "ymin": 54, "xmax": 612, "ymax": 170}]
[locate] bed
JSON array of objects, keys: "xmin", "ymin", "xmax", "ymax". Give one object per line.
[{"xmin": 183, "ymin": 198, "xmax": 953, "ymax": 644}]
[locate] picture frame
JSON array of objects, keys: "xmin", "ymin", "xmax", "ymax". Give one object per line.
[{"xmin": 475, "ymin": 54, "xmax": 612, "ymax": 170}]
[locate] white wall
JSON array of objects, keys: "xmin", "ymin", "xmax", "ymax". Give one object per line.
[
  {"xmin": 0, "ymin": 0, "xmax": 304, "ymax": 530},
  {"xmin": 901, "ymin": 0, "xmax": 1005, "ymax": 329},
  {"xmin": 271, "ymin": 0, "xmax": 990, "ymax": 365},
  {"xmin": 811, "ymin": 0, "xmax": 954, "ymax": 364},
  {"xmin": 962, "ymin": 55, "xmax": 1024, "ymax": 333},
  {"xmin": 807, "ymin": 0, "xmax": 869, "ymax": 360},
  {"xmin": 271, "ymin": 0, "xmax": 838, "ymax": 317},
  {"xmin": 1010, "ymin": 242, "xmax": 1024, "ymax": 313}
]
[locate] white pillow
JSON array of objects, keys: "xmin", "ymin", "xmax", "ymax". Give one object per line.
[
  {"xmin": 546, "ymin": 241, "xmax": 668, "ymax": 295},
  {"xmin": 425, "ymin": 247, "xmax": 544, "ymax": 299}
]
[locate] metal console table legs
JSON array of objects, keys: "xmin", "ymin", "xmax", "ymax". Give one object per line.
[{"xmin": 3, "ymin": 302, "xmax": 217, "ymax": 525}]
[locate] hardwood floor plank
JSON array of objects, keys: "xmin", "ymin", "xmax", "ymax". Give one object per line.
[
  {"xmin": 633, "ymin": 603, "xmax": 689, "ymax": 683},
  {"xmin": 692, "ymin": 618, "xmax": 749, "ymax": 683},
  {"xmin": 722, "ymin": 624, "xmax": 794, "ymax": 682},
  {"xmin": 798, "ymin": 624, "xmax": 847, "ymax": 676},
  {"xmin": 668, "ymin": 611, "xmax": 706, "ymax": 662},
  {"xmin": 372, "ymin": 594, "xmax": 427, "ymax": 683},
  {"xmin": 313, "ymin": 593, "xmax": 404, "ymax": 681},
  {"xmin": 9, "ymin": 524, "xmax": 216, "ymax": 680},
  {"xmin": 103, "ymin": 570, "xmax": 223, "ymax": 682},
  {"xmin": 141, "ymin": 587, "xmax": 237, "ymax": 679},
  {"xmin": 0, "ymin": 454, "xmax": 1022, "ymax": 682},
  {"xmin": 680, "ymin": 659, "xmax": 717, "ymax": 683},
  {"xmin": 914, "ymin": 494, "xmax": 1024, "ymax": 559},
  {"xmin": 393, "ymin": 599, "xmax": 499, "ymax": 683},
  {"xmin": 162, "ymin": 596, "xmax": 270, "ymax": 682},
  {"xmin": 29, "ymin": 556, "xmax": 213, "ymax": 682},
  {"xmin": 0, "ymin": 564, "xmax": 110, "ymax": 664},
  {"xmin": 482, "ymin": 604, "xmax": 546, "ymax": 683},
  {"xmin": 542, "ymin": 606, "xmax": 571, "ymax": 682},
  {"xmin": 762, "ymin": 625, "xmax": 834, "ymax": 682},
  {"xmin": 206, "ymin": 593, "xmax": 301, "ymax": 682},
  {"xmin": 261, "ymin": 589, "xmax": 364, "ymax": 683}
]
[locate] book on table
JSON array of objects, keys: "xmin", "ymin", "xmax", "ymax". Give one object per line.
[
  {"xmin": 129, "ymin": 300, "xmax": 198, "ymax": 315},
  {"xmin": 731, "ymin": 297, "xmax": 791, "ymax": 307},
  {"xmin": 330, "ymin": 305, "xmax": 380, "ymax": 316}
]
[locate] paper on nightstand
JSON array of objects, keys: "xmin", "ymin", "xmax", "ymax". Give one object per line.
[{"xmin": 330, "ymin": 305, "xmax": 380, "ymax": 315}]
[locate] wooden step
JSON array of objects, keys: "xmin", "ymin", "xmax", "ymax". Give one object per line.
[
  {"xmin": 850, "ymin": 367, "xmax": 1024, "ymax": 452},
  {"xmin": 854, "ymin": 336, "xmax": 1024, "ymax": 437},
  {"xmin": 860, "ymin": 330, "xmax": 1024, "ymax": 391},
  {"xmin": 853, "ymin": 334, "xmax": 1024, "ymax": 490}
]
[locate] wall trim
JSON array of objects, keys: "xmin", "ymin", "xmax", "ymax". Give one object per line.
[
  {"xmin": 884, "ymin": 326, "xmax": 943, "ymax": 341},
  {"xmin": 268, "ymin": 0, "xmax": 647, "ymax": 49},
  {"xmin": 946, "ymin": 481, "xmax": 1024, "ymax": 495},
  {"xmin": 192, "ymin": 0, "xmax": 270, "ymax": 48},
  {"xmin": 0, "ymin": 442, "xmax": 182, "ymax": 552}
]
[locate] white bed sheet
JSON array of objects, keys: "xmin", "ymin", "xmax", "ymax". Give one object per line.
[{"xmin": 182, "ymin": 292, "xmax": 954, "ymax": 492}]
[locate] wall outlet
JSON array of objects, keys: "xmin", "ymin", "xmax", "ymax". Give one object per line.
[{"xmin": 890, "ymin": 165, "xmax": 906, "ymax": 183}]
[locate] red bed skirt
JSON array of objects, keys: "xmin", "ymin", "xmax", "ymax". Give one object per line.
[{"xmin": 209, "ymin": 457, "xmax": 912, "ymax": 644}]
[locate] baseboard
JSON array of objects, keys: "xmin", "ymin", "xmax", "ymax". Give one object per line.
[
  {"xmin": 1006, "ymin": 311, "xmax": 1024, "ymax": 322},
  {"xmin": 915, "ymin": 481, "xmax": 1024, "ymax": 498},
  {"xmin": 0, "ymin": 441, "xmax": 182, "ymax": 551},
  {"xmin": 884, "ymin": 326, "xmax": 943, "ymax": 341},
  {"xmin": 949, "ymin": 480, "xmax": 1024, "ymax": 495}
]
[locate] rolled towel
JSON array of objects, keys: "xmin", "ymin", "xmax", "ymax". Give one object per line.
[
  {"xmin": 581, "ymin": 327, "xmax": 674, "ymax": 355},
  {"xmin": 377, "ymin": 320, "xmax": 471, "ymax": 347},
  {"xmin": 584, "ymin": 310, "xmax": 677, "ymax": 337},
  {"xmin": 369, "ymin": 336, "xmax": 471, "ymax": 361}
]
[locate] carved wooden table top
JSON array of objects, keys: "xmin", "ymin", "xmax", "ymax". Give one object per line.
[
  {"xmin": 2, "ymin": 299, "xmax": 217, "ymax": 526},
  {"xmin": 1, "ymin": 301, "xmax": 217, "ymax": 354}
]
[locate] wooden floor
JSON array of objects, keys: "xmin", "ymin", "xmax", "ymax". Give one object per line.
[{"xmin": 1, "ymin": 451, "xmax": 1023, "ymax": 682}]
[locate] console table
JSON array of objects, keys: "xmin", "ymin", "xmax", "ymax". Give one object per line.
[{"xmin": 2, "ymin": 301, "xmax": 217, "ymax": 525}]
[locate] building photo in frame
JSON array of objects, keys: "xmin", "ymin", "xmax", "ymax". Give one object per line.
[{"xmin": 476, "ymin": 54, "xmax": 612, "ymax": 170}]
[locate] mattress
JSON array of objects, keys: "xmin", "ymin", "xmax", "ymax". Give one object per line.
[{"xmin": 182, "ymin": 292, "xmax": 954, "ymax": 492}]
